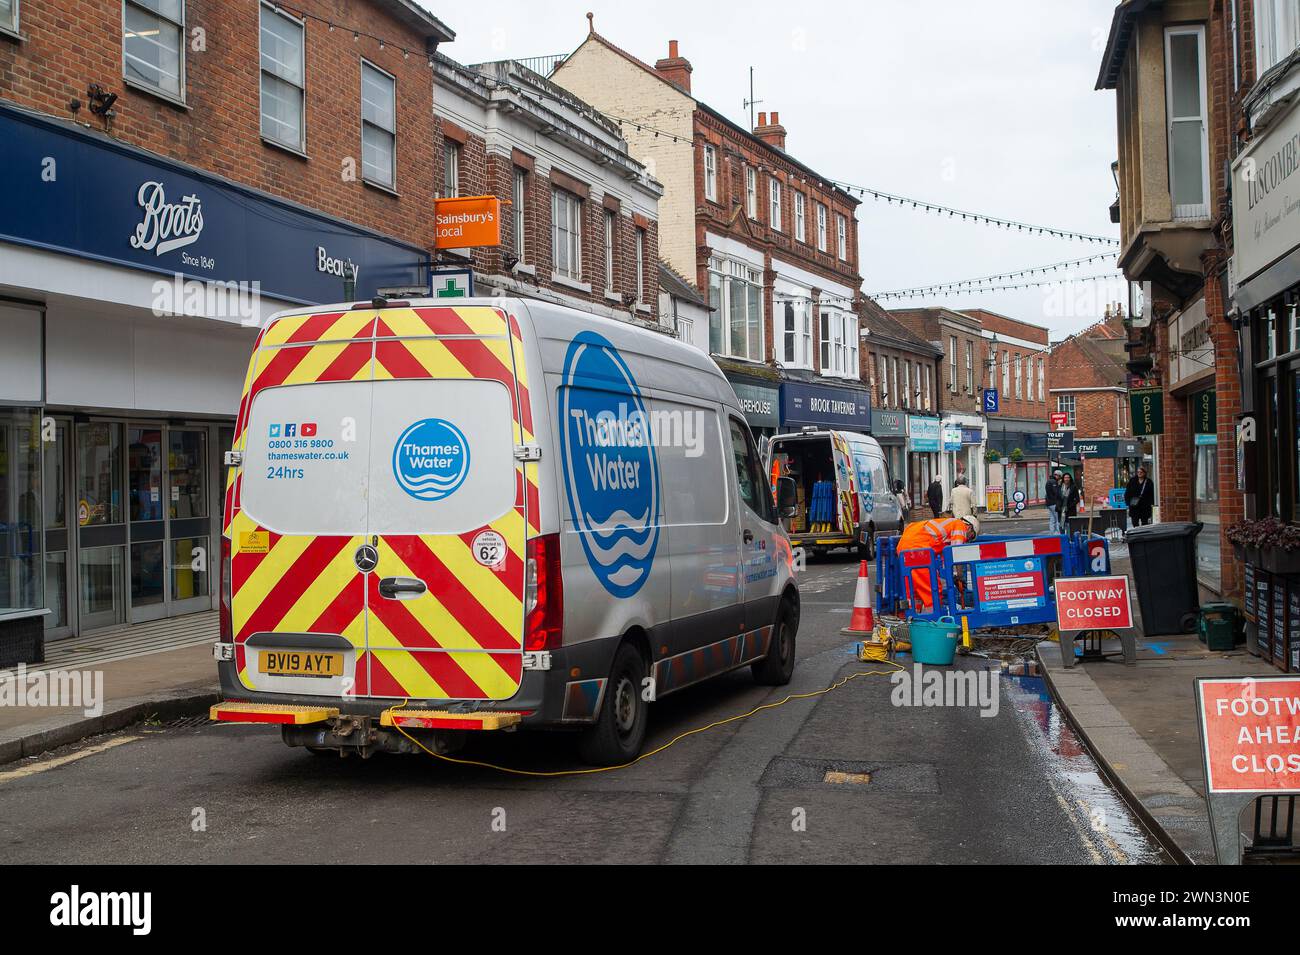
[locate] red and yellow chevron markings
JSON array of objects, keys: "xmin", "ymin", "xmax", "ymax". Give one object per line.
[{"xmin": 227, "ymin": 304, "xmax": 537, "ymax": 702}]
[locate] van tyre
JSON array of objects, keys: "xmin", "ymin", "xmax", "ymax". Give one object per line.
[
  {"xmin": 752, "ymin": 601, "xmax": 797, "ymax": 686},
  {"xmin": 579, "ymin": 643, "xmax": 649, "ymax": 766}
]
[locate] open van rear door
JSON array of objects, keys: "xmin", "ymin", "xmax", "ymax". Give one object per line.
[{"xmin": 230, "ymin": 305, "xmax": 532, "ymax": 702}]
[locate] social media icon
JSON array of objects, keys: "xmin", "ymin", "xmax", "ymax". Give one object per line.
[
  {"xmin": 285, "ymin": 423, "xmax": 297, "ymax": 437},
  {"xmin": 269, "ymin": 424, "xmax": 281, "ymax": 438},
  {"xmin": 301, "ymin": 422, "xmax": 317, "ymax": 437}
]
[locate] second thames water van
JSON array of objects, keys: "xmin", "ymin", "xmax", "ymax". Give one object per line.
[
  {"xmin": 210, "ymin": 297, "xmax": 799, "ymax": 765},
  {"xmin": 766, "ymin": 429, "xmax": 902, "ymax": 558}
]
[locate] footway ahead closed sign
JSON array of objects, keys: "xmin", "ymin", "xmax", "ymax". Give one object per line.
[
  {"xmin": 1054, "ymin": 575, "xmax": 1133, "ymax": 631},
  {"xmin": 1195, "ymin": 677, "xmax": 1300, "ymax": 794},
  {"xmin": 1194, "ymin": 676, "xmax": 1300, "ymax": 863}
]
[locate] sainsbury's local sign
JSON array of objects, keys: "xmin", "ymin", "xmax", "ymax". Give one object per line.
[{"xmin": 1232, "ymin": 98, "xmax": 1300, "ymax": 283}]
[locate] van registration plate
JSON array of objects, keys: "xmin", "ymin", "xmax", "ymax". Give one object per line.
[{"xmin": 259, "ymin": 651, "xmax": 344, "ymax": 677}]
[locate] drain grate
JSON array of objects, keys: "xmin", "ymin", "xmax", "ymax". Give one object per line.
[{"xmin": 165, "ymin": 714, "xmax": 214, "ymax": 729}]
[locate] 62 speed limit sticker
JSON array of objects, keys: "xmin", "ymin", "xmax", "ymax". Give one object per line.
[{"xmin": 472, "ymin": 529, "xmax": 507, "ymax": 568}]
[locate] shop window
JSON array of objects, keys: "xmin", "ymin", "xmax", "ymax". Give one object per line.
[
  {"xmin": 361, "ymin": 61, "xmax": 397, "ymax": 188},
  {"xmin": 124, "ymin": 0, "xmax": 184, "ymax": 100},
  {"xmin": 259, "ymin": 3, "xmax": 305, "ymax": 151},
  {"xmin": 0, "ymin": 408, "xmax": 43, "ymax": 614}
]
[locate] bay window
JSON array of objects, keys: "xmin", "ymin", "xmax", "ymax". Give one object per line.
[
  {"xmin": 780, "ymin": 298, "xmax": 814, "ymax": 369},
  {"xmin": 820, "ymin": 309, "xmax": 859, "ymax": 378},
  {"xmin": 1165, "ymin": 25, "xmax": 1209, "ymax": 220},
  {"xmin": 708, "ymin": 256, "xmax": 763, "ymax": 362},
  {"xmin": 1256, "ymin": 1, "xmax": 1300, "ymax": 76}
]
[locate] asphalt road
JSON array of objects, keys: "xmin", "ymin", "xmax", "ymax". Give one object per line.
[{"xmin": 0, "ymin": 544, "xmax": 1163, "ymax": 865}]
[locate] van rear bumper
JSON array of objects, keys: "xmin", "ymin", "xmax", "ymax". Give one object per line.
[{"xmin": 214, "ymin": 635, "xmax": 622, "ymax": 728}]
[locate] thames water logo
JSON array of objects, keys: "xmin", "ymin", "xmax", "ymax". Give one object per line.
[
  {"xmin": 392, "ymin": 418, "xmax": 470, "ymax": 501},
  {"xmin": 558, "ymin": 331, "xmax": 661, "ymax": 598}
]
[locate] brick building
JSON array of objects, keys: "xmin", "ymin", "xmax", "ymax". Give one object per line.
[
  {"xmin": 1049, "ymin": 312, "xmax": 1145, "ymax": 504},
  {"xmin": 553, "ymin": 28, "xmax": 872, "ymax": 439},
  {"xmin": 860, "ymin": 299, "xmax": 943, "ymax": 504},
  {"xmin": 431, "ymin": 54, "xmax": 663, "ymax": 324},
  {"xmin": 888, "ymin": 307, "xmax": 989, "ymax": 507},
  {"xmin": 0, "ymin": 0, "xmax": 452, "ymax": 639},
  {"xmin": 1096, "ymin": 0, "xmax": 1250, "ymax": 600},
  {"xmin": 963, "ymin": 308, "xmax": 1053, "ymax": 504}
]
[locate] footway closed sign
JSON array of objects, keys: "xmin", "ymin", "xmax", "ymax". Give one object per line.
[
  {"xmin": 1054, "ymin": 575, "xmax": 1132, "ymax": 631},
  {"xmin": 1195, "ymin": 677, "xmax": 1300, "ymax": 793}
]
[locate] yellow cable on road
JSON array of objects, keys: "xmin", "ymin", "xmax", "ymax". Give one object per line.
[{"xmin": 388, "ymin": 662, "xmax": 903, "ymax": 777}]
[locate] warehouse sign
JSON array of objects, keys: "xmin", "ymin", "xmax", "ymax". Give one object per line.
[{"xmin": 1130, "ymin": 387, "xmax": 1164, "ymax": 436}]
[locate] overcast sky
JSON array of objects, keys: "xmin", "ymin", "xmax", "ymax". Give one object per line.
[{"xmin": 426, "ymin": 0, "xmax": 1125, "ymax": 339}]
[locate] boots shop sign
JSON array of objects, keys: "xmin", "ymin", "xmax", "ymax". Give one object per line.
[{"xmin": 0, "ymin": 101, "xmax": 427, "ymax": 306}]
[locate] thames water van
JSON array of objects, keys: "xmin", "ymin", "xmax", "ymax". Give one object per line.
[
  {"xmin": 766, "ymin": 429, "xmax": 902, "ymax": 558},
  {"xmin": 211, "ymin": 298, "xmax": 799, "ymax": 765}
]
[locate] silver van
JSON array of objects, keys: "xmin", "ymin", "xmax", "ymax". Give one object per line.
[{"xmin": 211, "ymin": 297, "xmax": 800, "ymax": 765}]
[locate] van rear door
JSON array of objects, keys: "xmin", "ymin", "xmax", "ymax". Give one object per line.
[
  {"xmin": 363, "ymin": 305, "xmax": 528, "ymax": 701},
  {"xmin": 232, "ymin": 305, "xmax": 530, "ymax": 702}
]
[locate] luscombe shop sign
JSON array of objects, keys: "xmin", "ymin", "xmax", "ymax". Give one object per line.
[{"xmin": 1233, "ymin": 99, "xmax": 1300, "ymax": 283}]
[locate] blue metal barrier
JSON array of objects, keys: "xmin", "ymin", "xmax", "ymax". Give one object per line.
[{"xmin": 876, "ymin": 531, "xmax": 1111, "ymax": 631}]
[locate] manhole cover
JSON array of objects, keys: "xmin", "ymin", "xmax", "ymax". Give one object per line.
[{"xmin": 761, "ymin": 757, "xmax": 939, "ymax": 792}]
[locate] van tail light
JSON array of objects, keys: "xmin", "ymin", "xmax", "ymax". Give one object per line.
[
  {"xmin": 524, "ymin": 534, "xmax": 563, "ymax": 651},
  {"xmin": 219, "ymin": 535, "xmax": 233, "ymax": 643}
]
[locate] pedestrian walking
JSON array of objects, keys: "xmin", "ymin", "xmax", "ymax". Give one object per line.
[
  {"xmin": 926, "ymin": 477, "xmax": 944, "ymax": 519},
  {"xmin": 1058, "ymin": 471, "xmax": 1081, "ymax": 531},
  {"xmin": 893, "ymin": 479, "xmax": 912, "ymax": 522},
  {"xmin": 950, "ymin": 476, "xmax": 976, "ymax": 519},
  {"xmin": 1044, "ymin": 469, "xmax": 1062, "ymax": 534},
  {"xmin": 1125, "ymin": 465, "xmax": 1155, "ymax": 527}
]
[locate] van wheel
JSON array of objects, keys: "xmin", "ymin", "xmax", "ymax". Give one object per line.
[
  {"xmin": 752, "ymin": 601, "xmax": 797, "ymax": 686},
  {"xmin": 578, "ymin": 643, "xmax": 648, "ymax": 766}
]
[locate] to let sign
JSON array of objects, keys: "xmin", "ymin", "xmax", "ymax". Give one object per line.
[
  {"xmin": 1195, "ymin": 677, "xmax": 1300, "ymax": 793},
  {"xmin": 434, "ymin": 195, "xmax": 502, "ymax": 249},
  {"xmin": 1055, "ymin": 575, "xmax": 1132, "ymax": 631}
]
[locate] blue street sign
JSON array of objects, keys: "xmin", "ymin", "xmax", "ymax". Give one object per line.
[{"xmin": 982, "ymin": 388, "xmax": 1000, "ymax": 414}]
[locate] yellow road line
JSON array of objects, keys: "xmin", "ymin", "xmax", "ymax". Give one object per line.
[{"xmin": 0, "ymin": 735, "xmax": 140, "ymax": 783}]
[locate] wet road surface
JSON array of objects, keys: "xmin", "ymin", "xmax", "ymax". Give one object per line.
[{"xmin": 0, "ymin": 551, "xmax": 1165, "ymax": 864}]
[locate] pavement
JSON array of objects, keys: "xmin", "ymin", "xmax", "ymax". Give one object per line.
[
  {"xmin": 0, "ymin": 553, "xmax": 1163, "ymax": 865},
  {"xmin": 1035, "ymin": 552, "xmax": 1289, "ymax": 865}
]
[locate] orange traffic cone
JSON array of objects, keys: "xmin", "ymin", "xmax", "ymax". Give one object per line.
[{"xmin": 841, "ymin": 560, "xmax": 875, "ymax": 636}]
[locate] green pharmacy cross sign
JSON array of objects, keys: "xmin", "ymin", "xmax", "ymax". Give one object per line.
[{"xmin": 1130, "ymin": 386, "xmax": 1164, "ymax": 436}]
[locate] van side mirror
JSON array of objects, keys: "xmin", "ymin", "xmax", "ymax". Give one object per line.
[{"xmin": 776, "ymin": 476, "xmax": 798, "ymax": 518}]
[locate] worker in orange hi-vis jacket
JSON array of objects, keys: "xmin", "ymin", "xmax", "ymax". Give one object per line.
[{"xmin": 896, "ymin": 515, "xmax": 980, "ymax": 614}]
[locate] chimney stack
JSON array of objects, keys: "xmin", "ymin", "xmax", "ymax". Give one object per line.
[
  {"xmin": 654, "ymin": 39, "xmax": 693, "ymax": 93},
  {"xmin": 754, "ymin": 110, "xmax": 787, "ymax": 150}
]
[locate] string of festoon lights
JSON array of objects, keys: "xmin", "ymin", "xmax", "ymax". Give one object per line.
[
  {"xmin": 266, "ymin": 3, "xmax": 439, "ymax": 64},
  {"xmin": 829, "ymin": 181, "xmax": 1122, "ymax": 246},
  {"xmin": 872, "ymin": 252, "xmax": 1119, "ymax": 299},
  {"xmin": 874, "ymin": 272, "xmax": 1121, "ymax": 301}
]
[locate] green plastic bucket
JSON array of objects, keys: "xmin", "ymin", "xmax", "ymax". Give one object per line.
[{"xmin": 909, "ymin": 616, "xmax": 960, "ymax": 665}]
